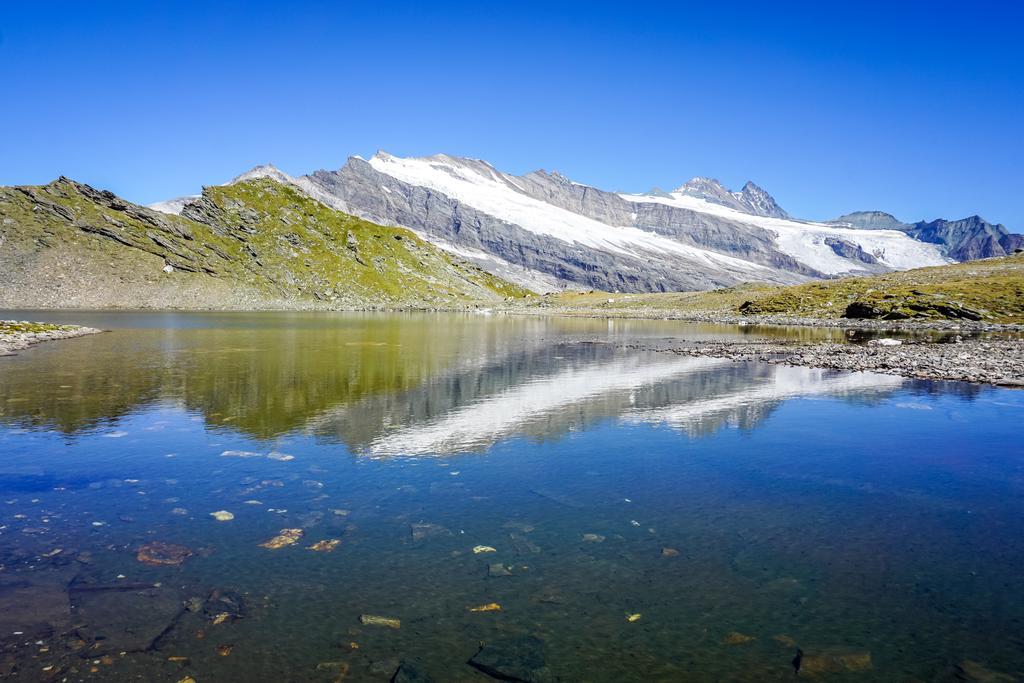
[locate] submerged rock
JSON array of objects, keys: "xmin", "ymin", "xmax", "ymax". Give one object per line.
[
  {"xmin": 488, "ymin": 563, "xmax": 512, "ymax": 577},
  {"xmin": 468, "ymin": 635, "xmax": 555, "ymax": 682},
  {"xmin": 468, "ymin": 603, "xmax": 502, "ymax": 612},
  {"xmin": 266, "ymin": 451, "xmax": 294, "ymax": 461},
  {"xmin": 71, "ymin": 584, "xmax": 183, "ymax": 654},
  {"xmin": 210, "ymin": 510, "xmax": 234, "ymax": 522},
  {"xmin": 259, "ymin": 528, "xmax": 303, "ymax": 549},
  {"xmin": 957, "ymin": 660, "xmax": 1017, "ymax": 682},
  {"xmin": 799, "ymin": 648, "xmax": 873, "ymax": 674},
  {"xmin": 509, "ymin": 534, "xmax": 541, "ymax": 555},
  {"xmin": 202, "ymin": 590, "xmax": 247, "ymax": 623},
  {"xmin": 0, "ymin": 574, "xmax": 72, "ymax": 638},
  {"xmin": 307, "ymin": 539, "xmax": 341, "ymax": 552},
  {"xmin": 391, "ymin": 659, "xmax": 434, "ymax": 682},
  {"xmin": 136, "ymin": 541, "xmax": 193, "ymax": 567},
  {"xmin": 316, "ymin": 661, "xmax": 351, "ymax": 675},
  {"xmin": 411, "ymin": 522, "xmax": 450, "ymax": 542},
  {"xmin": 360, "ymin": 614, "xmax": 401, "ymax": 629},
  {"xmin": 722, "ymin": 631, "xmax": 755, "ymax": 645}
]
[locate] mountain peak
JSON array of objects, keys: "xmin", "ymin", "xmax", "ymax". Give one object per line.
[
  {"xmin": 675, "ymin": 176, "xmax": 729, "ymax": 196},
  {"xmin": 736, "ymin": 181, "xmax": 790, "ymax": 219},
  {"xmin": 673, "ymin": 177, "xmax": 788, "ymax": 218},
  {"xmin": 229, "ymin": 164, "xmax": 294, "ymax": 186},
  {"xmin": 831, "ymin": 211, "xmax": 907, "ymax": 230}
]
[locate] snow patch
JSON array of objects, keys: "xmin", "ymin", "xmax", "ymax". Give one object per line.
[
  {"xmin": 622, "ymin": 191, "xmax": 949, "ymax": 275},
  {"xmin": 368, "ymin": 154, "xmax": 775, "ymax": 278}
]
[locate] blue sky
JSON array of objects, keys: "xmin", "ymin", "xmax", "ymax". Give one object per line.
[{"xmin": 1, "ymin": 1, "xmax": 1021, "ymax": 227}]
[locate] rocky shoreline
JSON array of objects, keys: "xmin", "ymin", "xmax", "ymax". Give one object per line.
[
  {"xmin": 0, "ymin": 321, "xmax": 103, "ymax": 357},
  {"xmin": 624, "ymin": 337, "xmax": 1024, "ymax": 387},
  {"xmin": 504, "ymin": 304, "xmax": 1024, "ymax": 333}
]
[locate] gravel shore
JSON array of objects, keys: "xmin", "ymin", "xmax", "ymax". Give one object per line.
[
  {"xmin": 0, "ymin": 322, "xmax": 103, "ymax": 357},
  {"xmin": 506, "ymin": 304, "xmax": 1024, "ymax": 334},
  {"xmin": 625, "ymin": 338, "xmax": 1024, "ymax": 387}
]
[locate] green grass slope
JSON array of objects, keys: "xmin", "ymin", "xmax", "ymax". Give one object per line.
[
  {"xmin": 731, "ymin": 254, "xmax": 1024, "ymax": 322},
  {"xmin": 0, "ymin": 177, "xmax": 528, "ymax": 309},
  {"xmin": 535, "ymin": 254, "xmax": 1024, "ymax": 324}
]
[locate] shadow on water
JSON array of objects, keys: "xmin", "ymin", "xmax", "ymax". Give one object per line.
[{"xmin": 0, "ymin": 311, "xmax": 1019, "ymax": 681}]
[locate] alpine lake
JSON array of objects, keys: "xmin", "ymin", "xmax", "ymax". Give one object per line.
[{"xmin": 0, "ymin": 311, "xmax": 1021, "ymax": 682}]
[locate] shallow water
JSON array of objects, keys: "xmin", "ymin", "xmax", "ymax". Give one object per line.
[{"xmin": 0, "ymin": 311, "xmax": 1021, "ymax": 681}]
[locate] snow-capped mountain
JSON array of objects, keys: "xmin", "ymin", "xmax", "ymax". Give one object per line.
[
  {"xmin": 150, "ymin": 152, "xmax": 959, "ymax": 293},
  {"xmin": 830, "ymin": 211, "xmax": 1024, "ymax": 262}
]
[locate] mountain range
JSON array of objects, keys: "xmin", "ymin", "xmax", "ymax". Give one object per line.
[
  {"xmin": 1, "ymin": 152, "xmax": 1020, "ymax": 310},
  {"xmin": 152, "ymin": 152, "xmax": 1021, "ymax": 293}
]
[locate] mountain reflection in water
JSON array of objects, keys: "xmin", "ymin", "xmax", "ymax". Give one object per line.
[{"xmin": 0, "ymin": 312, "xmax": 909, "ymax": 454}]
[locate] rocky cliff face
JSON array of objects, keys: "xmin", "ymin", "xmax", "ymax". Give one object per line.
[
  {"xmin": 832, "ymin": 211, "xmax": 907, "ymax": 231},
  {"xmin": 271, "ymin": 153, "xmax": 950, "ymax": 292},
  {"xmin": 736, "ymin": 181, "xmax": 790, "ymax": 219},
  {"xmin": 831, "ymin": 212, "xmax": 1023, "ymax": 260},
  {"xmin": 300, "ymin": 157, "xmax": 802, "ymax": 292},
  {"xmin": 905, "ymin": 216, "xmax": 1024, "ymax": 261}
]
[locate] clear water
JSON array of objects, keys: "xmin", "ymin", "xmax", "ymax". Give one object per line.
[{"xmin": 0, "ymin": 312, "xmax": 1021, "ymax": 682}]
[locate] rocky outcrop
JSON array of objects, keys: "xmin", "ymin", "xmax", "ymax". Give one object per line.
[
  {"xmin": 905, "ymin": 215, "xmax": 1024, "ymax": 261},
  {"xmin": 832, "ymin": 211, "xmax": 907, "ymax": 231},
  {"xmin": 831, "ymin": 212, "xmax": 1023, "ymax": 261},
  {"xmin": 736, "ymin": 181, "xmax": 790, "ymax": 219}
]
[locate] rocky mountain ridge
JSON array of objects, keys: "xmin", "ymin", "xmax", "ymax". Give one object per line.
[
  {"xmin": 0, "ymin": 176, "xmax": 525, "ymax": 309},
  {"xmin": 831, "ymin": 211, "xmax": 1023, "ymax": 261},
  {"xmin": 152, "ymin": 152, "xmax": 970, "ymax": 293}
]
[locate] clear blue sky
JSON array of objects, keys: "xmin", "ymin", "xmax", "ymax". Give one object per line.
[{"xmin": 2, "ymin": 1, "xmax": 1021, "ymax": 227}]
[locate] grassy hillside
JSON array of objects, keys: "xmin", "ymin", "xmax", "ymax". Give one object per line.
[
  {"xmin": 536, "ymin": 254, "xmax": 1024, "ymax": 324},
  {"xmin": 0, "ymin": 177, "xmax": 528, "ymax": 309}
]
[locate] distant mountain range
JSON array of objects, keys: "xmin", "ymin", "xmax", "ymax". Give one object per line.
[
  {"xmin": 829, "ymin": 211, "xmax": 1023, "ymax": 262},
  {"xmin": 151, "ymin": 152, "xmax": 1020, "ymax": 292}
]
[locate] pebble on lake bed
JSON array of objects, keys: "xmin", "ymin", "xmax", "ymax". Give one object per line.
[
  {"xmin": 259, "ymin": 528, "xmax": 303, "ymax": 549},
  {"xmin": 307, "ymin": 539, "xmax": 341, "ymax": 552},
  {"xmin": 468, "ymin": 603, "xmax": 502, "ymax": 612},
  {"xmin": 359, "ymin": 614, "xmax": 401, "ymax": 629},
  {"xmin": 722, "ymin": 631, "xmax": 756, "ymax": 645}
]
